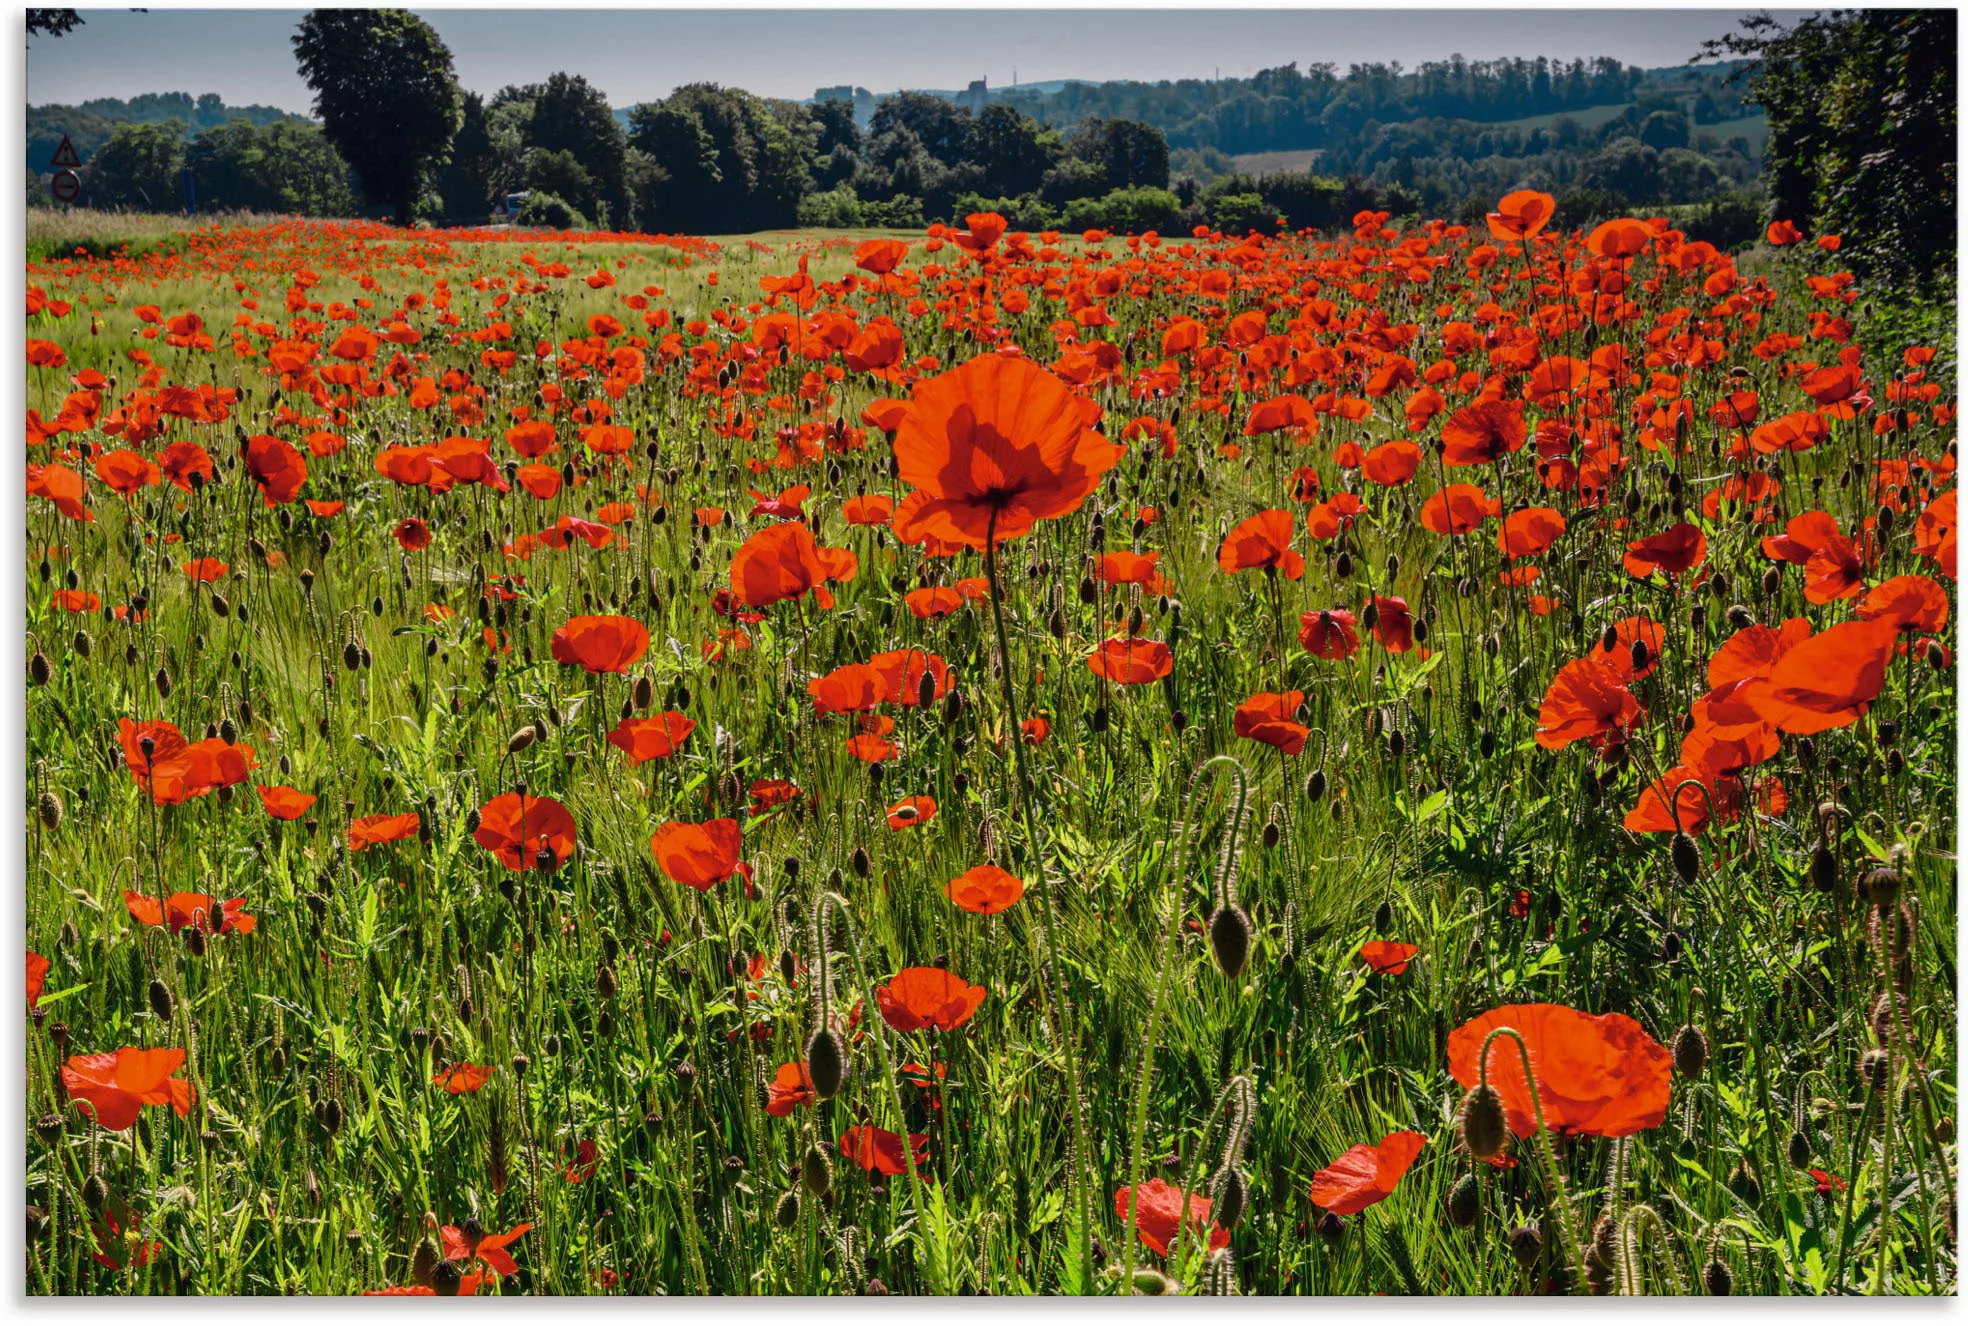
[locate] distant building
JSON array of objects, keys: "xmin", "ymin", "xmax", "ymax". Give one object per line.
[
  {"xmin": 965, "ymin": 78, "xmax": 988, "ymax": 115},
  {"xmin": 815, "ymin": 84, "xmax": 878, "ymax": 128}
]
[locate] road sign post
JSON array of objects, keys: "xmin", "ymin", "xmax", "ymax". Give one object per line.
[{"xmin": 50, "ymin": 171, "xmax": 80, "ymax": 204}]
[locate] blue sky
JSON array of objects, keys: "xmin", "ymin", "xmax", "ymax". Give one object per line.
[{"xmin": 29, "ymin": 9, "xmax": 1789, "ymax": 113}]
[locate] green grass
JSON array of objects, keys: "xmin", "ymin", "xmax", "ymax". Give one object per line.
[{"xmin": 22, "ymin": 216, "xmax": 1957, "ymax": 1298}]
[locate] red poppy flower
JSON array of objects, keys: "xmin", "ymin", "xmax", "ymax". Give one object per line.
[
  {"xmin": 90, "ymin": 1206, "xmax": 163, "ymax": 1271},
  {"xmin": 348, "ymin": 812, "xmax": 421, "ymax": 852},
  {"xmin": 1360, "ymin": 940, "xmax": 1419, "ymax": 976},
  {"xmin": 1741, "ymin": 617, "xmax": 1898, "ymax": 734},
  {"xmin": 28, "ymin": 951, "xmax": 49, "ymax": 1009},
  {"xmin": 434, "ymin": 1063, "xmax": 496, "ymax": 1095},
  {"xmin": 946, "ymin": 864, "xmax": 1025, "ymax": 915},
  {"xmin": 1217, "ymin": 509, "xmax": 1304, "ymax": 579},
  {"xmin": 51, "ymin": 589, "xmax": 99, "ymax": 613},
  {"xmin": 441, "ymin": 1221, "xmax": 531, "ymax": 1278},
  {"xmin": 124, "ymin": 890, "xmax": 256, "ymax": 936},
  {"xmin": 244, "ymin": 433, "xmax": 306, "ymax": 506},
  {"xmin": 890, "ymin": 353, "xmax": 1122, "ymax": 551},
  {"xmin": 1421, "ymin": 484, "xmax": 1497, "ymax": 535},
  {"xmin": 1299, "ymin": 608, "xmax": 1360, "ymax": 660},
  {"xmin": 393, "ymin": 518, "xmax": 432, "ymax": 551},
  {"xmin": 61, "ymin": 1047, "xmax": 195, "ymax": 1131},
  {"xmin": 869, "ymin": 648, "xmax": 950, "ymax": 707},
  {"xmin": 1447, "ymin": 1004, "xmax": 1672, "ymax": 1139},
  {"xmin": 853, "ymin": 238, "xmax": 909, "ymax": 275},
  {"xmin": 1591, "ymin": 616, "xmax": 1666, "ymax": 682},
  {"xmin": 765, "ymin": 1062, "xmax": 816, "ymax": 1117},
  {"xmin": 1087, "ymin": 636, "xmax": 1173, "ymax": 683},
  {"xmin": 1361, "ymin": 440, "xmax": 1422, "ymax": 486},
  {"xmin": 1367, "ymin": 595, "xmax": 1414, "ymax": 653},
  {"xmin": 1535, "ymin": 658, "xmax": 1640, "ymax": 752},
  {"xmin": 842, "ymin": 493, "xmax": 894, "ymax": 526},
  {"xmin": 1310, "ymin": 1130, "xmax": 1426, "ymax": 1215},
  {"xmin": 1113, "ymin": 1178, "xmax": 1229, "ymax": 1257},
  {"xmin": 551, "ymin": 614, "xmax": 651, "ymax": 674},
  {"xmin": 606, "ymin": 712, "xmax": 697, "ymax": 763},
  {"xmin": 1441, "ymin": 399, "xmax": 1526, "ymax": 466},
  {"xmin": 1623, "ymin": 522, "xmax": 1708, "ymax": 579},
  {"xmin": 1857, "ymin": 574, "xmax": 1948, "ymax": 634},
  {"xmin": 839, "ymin": 1125, "xmax": 929, "ymax": 1177},
  {"xmin": 1243, "ymin": 393, "xmax": 1317, "ymax": 436},
  {"xmin": 876, "ymin": 967, "xmax": 988, "ymax": 1033},
  {"xmin": 563, "ymin": 1138, "xmax": 599, "ymax": 1183},
  {"xmin": 650, "ymin": 819, "xmax": 742, "ymax": 890},
  {"xmin": 257, "ymin": 785, "xmax": 317, "ymax": 820},
  {"xmin": 1233, "ymin": 690, "xmax": 1310, "ymax": 754},
  {"xmin": 906, "ymin": 586, "xmax": 965, "ymax": 619},
  {"xmin": 1498, "ymin": 506, "xmax": 1566, "ymax": 558},
  {"xmin": 1486, "ymin": 189, "xmax": 1555, "ymax": 241},
  {"xmin": 729, "ymin": 520, "xmax": 845, "ymax": 609},
  {"xmin": 473, "ymin": 792, "xmax": 576, "ymax": 872},
  {"xmin": 885, "ymin": 795, "xmax": 937, "ymax": 830}
]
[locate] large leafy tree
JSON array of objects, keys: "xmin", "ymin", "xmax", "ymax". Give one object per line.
[
  {"xmin": 524, "ymin": 73, "xmax": 631, "ymax": 229},
  {"xmin": 84, "ymin": 121, "xmax": 185, "ymax": 210},
  {"xmin": 1700, "ymin": 9, "xmax": 1956, "ymax": 293},
  {"xmin": 26, "ymin": 9, "xmax": 82, "ymax": 40},
  {"xmin": 291, "ymin": 9, "xmax": 461, "ymax": 224}
]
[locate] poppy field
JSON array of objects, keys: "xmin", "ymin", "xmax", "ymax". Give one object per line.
[{"xmin": 22, "ymin": 201, "xmax": 1958, "ymax": 1296}]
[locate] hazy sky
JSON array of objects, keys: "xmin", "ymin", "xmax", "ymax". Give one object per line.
[{"xmin": 28, "ymin": 8, "xmax": 1784, "ymax": 113}]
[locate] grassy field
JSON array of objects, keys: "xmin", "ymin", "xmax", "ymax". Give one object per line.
[{"xmin": 23, "ymin": 208, "xmax": 1958, "ymax": 1297}]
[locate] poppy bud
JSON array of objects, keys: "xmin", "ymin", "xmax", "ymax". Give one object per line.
[
  {"xmin": 1661, "ymin": 930, "xmax": 1683, "ymax": 962},
  {"xmin": 317, "ymin": 1097, "xmax": 344, "ymax": 1137},
  {"xmin": 1208, "ymin": 904, "xmax": 1252, "ymax": 980},
  {"xmin": 1048, "ymin": 607, "xmax": 1068, "ymax": 639},
  {"xmin": 430, "ymin": 1259, "xmax": 463, "ymax": 1297},
  {"xmin": 1261, "ymin": 820, "xmax": 1280, "ymax": 849},
  {"xmin": 1727, "ymin": 1159, "xmax": 1761, "ymax": 1205},
  {"xmin": 1446, "ymin": 1173, "xmax": 1480, "ymax": 1229},
  {"xmin": 74, "ymin": 630, "xmax": 92, "ymax": 659},
  {"xmin": 1787, "ymin": 1129, "xmax": 1811, "ymax": 1169},
  {"xmin": 33, "ymin": 1114, "xmax": 62, "ymax": 1147},
  {"xmin": 185, "ymin": 925, "xmax": 207, "ymax": 958},
  {"xmin": 1459, "ymin": 1084, "xmax": 1508, "ymax": 1161},
  {"xmin": 1361, "ymin": 600, "xmax": 1379, "ymax": 632},
  {"xmin": 864, "ymin": 1278, "xmax": 889, "ymax": 1296},
  {"xmin": 1315, "ymin": 1210, "xmax": 1345, "ymax": 1246},
  {"xmin": 1078, "ymin": 576, "xmax": 1097, "ymax": 606},
  {"xmin": 805, "ymin": 1027, "xmax": 848, "ymax": 1099},
  {"xmin": 596, "ymin": 1009, "xmax": 615, "ymax": 1039},
  {"xmin": 1304, "ymin": 770, "xmax": 1327, "ymax": 802},
  {"xmin": 1671, "ymin": 832, "xmax": 1700, "ymax": 883},
  {"xmin": 851, "ymin": 846, "xmax": 870, "ymax": 878},
  {"xmin": 633, "ymin": 675, "xmax": 654, "ymax": 710},
  {"xmin": 1334, "ymin": 551, "xmax": 1352, "ymax": 579},
  {"xmin": 1797, "ymin": 737, "xmax": 1817, "ymax": 769},
  {"xmin": 38, "ymin": 791, "xmax": 62, "ymax": 832},
  {"xmin": 1412, "ymin": 616, "xmax": 1429, "ymax": 644},
  {"xmin": 1928, "ymin": 639, "xmax": 1948, "ymax": 671},
  {"xmin": 1213, "ymin": 1167, "xmax": 1249, "ymax": 1228},
  {"xmin": 1670, "ymin": 1024, "xmax": 1708, "ymax": 1078},
  {"xmin": 82, "ymin": 1174, "xmax": 108, "ymax": 1211},
  {"xmin": 775, "ymin": 1190, "xmax": 801, "ymax": 1228},
  {"xmin": 802, "ymin": 1142, "xmax": 833, "ymax": 1197},
  {"xmin": 1937, "ymin": 1116, "xmax": 1956, "ymax": 1145},
  {"xmin": 28, "ymin": 651, "xmax": 49, "ymax": 687},
  {"xmin": 1090, "ymin": 705, "xmax": 1109, "ymax": 733},
  {"xmin": 1506, "ymin": 1223, "xmax": 1541, "ymax": 1270},
  {"xmin": 1702, "ymin": 1258, "xmax": 1733, "ymax": 1296},
  {"xmin": 596, "ymin": 965, "xmax": 618, "ymax": 1000},
  {"xmin": 1863, "ymin": 866, "xmax": 1900, "ymax": 907},
  {"xmin": 916, "ymin": 669, "xmax": 938, "ymax": 710},
  {"xmin": 154, "ymin": 664, "xmax": 171, "ymax": 698},
  {"xmin": 1372, "ymin": 899, "xmax": 1392, "ymax": 933},
  {"xmin": 147, "ymin": 978, "xmax": 174, "ymax": 1022},
  {"xmin": 1761, "ymin": 565, "xmax": 1782, "ymax": 595}
]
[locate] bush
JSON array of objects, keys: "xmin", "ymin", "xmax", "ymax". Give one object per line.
[
  {"xmin": 515, "ymin": 191, "xmax": 587, "ymax": 230},
  {"xmin": 1207, "ymin": 191, "xmax": 1270, "ymax": 235},
  {"xmin": 860, "ymin": 194, "xmax": 927, "ymax": 229},
  {"xmin": 796, "ymin": 186, "xmax": 865, "ymax": 229},
  {"xmin": 1059, "ymin": 186, "xmax": 1181, "ymax": 236},
  {"xmin": 948, "ymin": 192, "xmax": 1059, "ymax": 233}
]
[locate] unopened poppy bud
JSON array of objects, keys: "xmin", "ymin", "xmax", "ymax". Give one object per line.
[
  {"xmin": 317, "ymin": 1098, "xmax": 344, "ymax": 1137},
  {"xmin": 1446, "ymin": 1173, "xmax": 1480, "ymax": 1228},
  {"xmin": 802, "ymin": 1142, "xmax": 833, "ymax": 1196},
  {"xmin": 38, "ymin": 790, "xmax": 62, "ymax": 831},
  {"xmin": 1937, "ymin": 1116, "xmax": 1956, "ymax": 1145},
  {"xmin": 430, "ymin": 1259, "xmax": 462, "ymax": 1297},
  {"xmin": 1703, "ymin": 1259, "xmax": 1733, "ymax": 1296},
  {"xmin": 26, "ymin": 1205, "xmax": 48, "ymax": 1241},
  {"xmin": 1459, "ymin": 1083, "xmax": 1508, "ymax": 1161},
  {"xmin": 1304, "ymin": 770, "xmax": 1327, "ymax": 801},
  {"xmin": 775, "ymin": 1190, "xmax": 801, "ymax": 1228},
  {"xmin": 74, "ymin": 630, "xmax": 92, "ymax": 659},
  {"xmin": 82, "ymin": 1174, "xmax": 108, "ymax": 1211},
  {"xmin": 1671, "ymin": 1024, "xmax": 1708, "ymax": 1078},
  {"xmin": 1208, "ymin": 904, "xmax": 1252, "ymax": 979},
  {"xmin": 1507, "ymin": 1223, "xmax": 1541, "ymax": 1269},
  {"xmin": 1372, "ymin": 899, "xmax": 1392, "ymax": 933},
  {"xmin": 1315, "ymin": 1210, "xmax": 1345, "ymax": 1246},
  {"xmin": 1671, "ymin": 832, "xmax": 1700, "ymax": 883},
  {"xmin": 1927, "ymin": 640, "xmax": 1948, "ymax": 671},
  {"xmin": 33, "ymin": 1114, "xmax": 62, "ymax": 1147},
  {"xmin": 864, "ymin": 1278, "xmax": 889, "ymax": 1296},
  {"xmin": 916, "ymin": 669, "xmax": 937, "ymax": 710},
  {"xmin": 506, "ymin": 726, "xmax": 535, "ymax": 755},
  {"xmin": 851, "ymin": 846, "xmax": 870, "ymax": 878},
  {"xmin": 805, "ymin": 1027, "xmax": 847, "ymax": 1099},
  {"xmin": 1728, "ymin": 1160, "xmax": 1761, "ymax": 1205},
  {"xmin": 1761, "ymin": 565, "xmax": 1782, "ymax": 595},
  {"xmin": 28, "ymin": 651, "xmax": 50, "ymax": 686},
  {"xmin": 1787, "ymin": 1129, "xmax": 1811, "ymax": 1168},
  {"xmin": 1213, "ymin": 1167, "xmax": 1249, "ymax": 1229},
  {"xmin": 1863, "ymin": 866, "xmax": 1900, "ymax": 906},
  {"xmin": 185, "ymin": 925, "xmax": 207, "ymax": 958},
  {"xmin": 1090, "ymin": 704, "xmax": 1109, "ymax": 733},
  {"xmin": 779, "ymin": 950, "xmax": 797, "ymax": 985},
  {"xmin": 147, "ymin": 978, "xmax": 174, "ymax": 1022},
  {"xmin": 1261, "ymin": 819, "xmax": 1280, "ymax": 849},
  {"xmin": 596, "ymin": 964, "xmax": 618, "ymax": 1000},
  {"xmin": 1809, "ymin": 842, "xmax": 1836, "ymax": 892},
  {"xmin": 1334, "ymin": 551, "xmax": 1352, "ymax": 579},
  {"xmin": 154, "ymin": 665, "xmax": 171, "ymax": 697}
]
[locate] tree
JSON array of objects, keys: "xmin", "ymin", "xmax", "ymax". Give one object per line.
[
  {"xmin": 291, "ymin": 9, "xmax": 461, "ymax": 224},
  {"xmin": 1700, "ymin": 9, "xmax": 1956, "ymax": 292},
  {"xmin": 438, "ymin": 92, "xmax": 495, "ymax": 219},
  {"xmin": 526, "ymin": 73, "xmax": 631, "ymax": 229},
  {"xmin": 26, "ymin": 10, "xmax": 82, "ymax": 40},
  {"xmin": 1070, "ymin": 117, "xmax": 1169, "ymax": 192},
  {"xmin": 965, "ymin": 104, "xmax": 1061, "ymax": 198},
  {"xmin": 186, "ymin": 119, "xmax": 356, "ymax": 216},
  {"xmin": 84, "ymin": 121, "xmax": 185, "ymax": 210},
  {"xmin": 809, "ymin": 98, "xmax": 861, "ymax": 157},
  {"xmin": 869, "ymin": 91, "xmax": 971, "ymax": 165}
]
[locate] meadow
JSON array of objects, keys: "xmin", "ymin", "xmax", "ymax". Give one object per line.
[{"xmin": 22, "ymin": 199, "xmax": 1957, "ymax": 1296}]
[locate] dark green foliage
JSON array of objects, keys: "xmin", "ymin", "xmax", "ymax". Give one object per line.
[
  {"xmin": 523, "ymin": 73, "xmax": 632, "ymax": 229},
  {"xmin": 81, "ymin": 122, "xmax": 185, "ymax": 211},
  {"xmin": 627, "ymin": 84, "xmax": 813, "ymax": 233},
  {"xmin": 1701, "ymin": 9, "xmax": 1957, "ymax": 294},
  {"xmin": 291, "ymin": 8, "xmax": 463, "ymax": 224},
  {"xmin": 184, "ymin": 120, "xmax": 357, "ymax": 217},
  {"xmin": 25, "ymin": 9, "xmax": 81, "ymax": 40},
  {"xmin": 515, "ymin": 190, "xmax": 587, "ymax": 231}
]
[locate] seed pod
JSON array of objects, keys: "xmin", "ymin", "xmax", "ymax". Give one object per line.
[
  {"xmin": 1446, "ymin": 1173, "xmax": 1480, "ymax": 1228},
  {"xmin": 33, "ymin": 1114, "xmax": 62, "ymax": 1147},
  {"xmin": 1208, "ymin": 904, "xmax": 1252, "ymax": 979},
  {"xmin": 430, "ymin": 1259, "xmax": 463, "ymax": 1296},
  {"xmin": 1863, "ymin": 866, "xmax": 1900, "ymax": 906},
  {"xmin": 775, "ymin": 1190, "xmax": 801, "ymax": 1228},
  {"xmin": 1459, "ymin": 1084, "xmax": 1508, "ymax": 1161},
  {"xmin": 37, "ymin": 791, "xmax": 62, "ymax": 831},
  {"xmin": 1671, "ymin": 832, "xmax": 1700, "ymax": 883},
  {"xmin": 1671, "ymin": 1024, "xmax": 1708, "ymax": 1078},
  {"xmin": 802, "ymin": 1141, "xmax": 834, "ymax": 1196},
  {"xmin": 805, "ymin": 1026, "xmax": 848, "ymax": 1099}
]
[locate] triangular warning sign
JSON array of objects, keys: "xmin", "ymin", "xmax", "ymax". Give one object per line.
[{"xmin": 50, "ymin": 135, "xmax": 81, "ymax": 169}]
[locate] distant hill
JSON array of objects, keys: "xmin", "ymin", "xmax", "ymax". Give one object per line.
[{"xmin": 28, "ymin": 93, "xmax": 311, "ymax": 173}]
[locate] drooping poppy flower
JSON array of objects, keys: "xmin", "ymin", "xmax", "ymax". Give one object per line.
[
  {"xmin": 729, "ymin": 520, "xmax": 842, "ymax": 609},
  {"xmin": 650, "ymin": 819, "xmax": 742, "ymax": 890},
  {"xmin": 885, "ymin": 795, "xmax": 937, "ymax": 830},
  {"xmin": 1623, "ymin": 522, "xmax": 1707, "ymax": 579},
  {"xmin": 890, "ymin": 353, "xmax": 1122, "ymax": 550},
  {"xmin": 257, "ymin": 785, "xmax": 317, "ymax": 820},
  {"xmin": 1087, "ymin": 636, "xmax": 1173, "ymax": 684},
  {"xmin": 1217, "ymin": 509, "xmax": 1304, "ymax": 579},
  {"xmin": 1113, "ymin": 1178, "xmax": 1229, "ymax": 1257},
  {"xmin": 434, "ymin": 1063, "xmax": 496, "ymax": 1095},
  {"xmin": 1535, "ymin": 658, "xmax": 1640, "ymax": 752},
  {"xmin": 906, "ymin": 586, "xmax": 965, "ymax": 619},
  {"xmin": 839, "ymin": 1125, "xmax": 929, "ymax": 1177},
  {"xmin": 348, "ymin": 812, "xmax": 421, "ymax": 852},
  {"xmin": 1310, "ymin": 1131, "xmax": 1426, "ymax": 1215},
  {"xmin": 1233, "ymin": 690, "xmax": 1309, "ymax": 755},
  {"xmin": 473, "ymin": 792, "xmax": 576, "ymax": 872},
  {"xmin": 1742, "ymin": 617, "xmax": 1898, "ymax": 734},
  {"xmin": 765, "ymin": 1062, "xmax": 815, "ymax": 1117},
  {"xmin": 946, "ymin": 864, "xmax": 1025, "ymax": 915},
  {"xmin": 61, "ymin": 1047, "xmax": 195, "ymax": 1131},
  {"xmin": 124, "ymin": 890, "xmax": 256, "ymax": 936},
  {"xmin": 1446, "ymin": 1003, "xmax": 1672, "ymax": 1139},
  {"xmin": 441, "ymin": 1221, "xmax": 531, "ymax": 1279},
  {"xmin": 876, "ymin": 967, "xmax": 988, "ymax": 1033},
  {"xmin": 606, "ymin": 712, "xmax": 697, "ymax": 763},
  {"xmin": 1360, "ymin": 941, "xmax": 1420, "ymax": 976},
  {"xmin": 1299, "ymin": 608, "xmax": 1360, "ymax": 660},
  {"xmin": 550, "ymin": 615, "xmax": 650, "ymax": 674}
]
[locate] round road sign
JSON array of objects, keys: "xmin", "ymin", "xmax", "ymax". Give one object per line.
[{"xmin": 50, "ymin": 170, "xmax": 80, "ymax": 204}]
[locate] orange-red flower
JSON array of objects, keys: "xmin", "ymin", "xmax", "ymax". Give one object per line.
[
  {"xmin": 1299, "ymin": 608, "xmax": 1360, "ymax": 660},
  {"xmin": 839, "ymin": 1125, "xmax": 928, "ymax": 1177},
  {"xmin": 650, "ymin": 819, "xmax": 742, "ymax": 890},
  {"xmin": 885, "ymin": 795, "xmax": 938, "ymax": 829},
  {"xmin": 257, "ymin": 785, "xmax": 317, "ymax": 820},
  {"xmin": 876, "ymin": 967, "xmax": 987, "ymax": 1033},
  {"xmin": 1623, "ymin": 522, "xmax": 1708, "ymax": 579},
  {"xmin": 606, "ymin": 712, "xmax": 697, "ymax": 763},
  {"xmin": 473, "ymin": 792, "xmax": 576, "ymax": 872},
  {"xmin": 124, "ymin": 889, "xmax": 256, "ymax": 936},
  {"xmin": 765, "ymin": 1062, "xmax": 815, "ymax": 1117},
  {"xmin": 1233, "ymin": 690, "xmax": 1309, "ymax": 754},
  {"xmin": 1114, "ymin": 1178, "xmax": 1229, "ymax": 1257},
  {"xmin": 1486, "ymin": 189, "xmax": 1555, "ymax": 241},
  {"xmin": 551, "ymin": 615, "xmax": 650, "ymax": 674},
  {"xmin": 434, "ymin": 1064, "xmax": 495, "ymax": 1094},
  {"xmin": 945, "ymin": 864, "xmax": 1025, "ymax": 915},
  {"xmin": 890, "ymin": 353, "xmax": 1122, "ymax": 550},
  {"xmin": 1447, "ymin": 1004, "xmax": 1672, "ymax": 1139},
  {"xmin": 441, "ymin": 1220, "xmax": 530, "ymax": 1279},
  {"xmin": 28, "ymin": 951, "xmax": 48, "ymax": 1009},
  {"xmin": 1217, "ymin": 509, "xmax": 1304, "ymax": 579},
  {"xmin": 348, "ymin": 811, "xmax": 420, "ymax": 852},
  {"xmin": 61, "ymin": 1047, "xmax": 195, "ymax": 1131},
  {"xmin": 1535, "ymin": 658, "xmax": 1641, "ymax": 752},
  {"xmin": 1310, "ymin": 1130, "xmax": 1425, "ymax": 1215},
  {"xmin": 1360, "ymin": 940, "xmax": 1419, "ymax": 976},
  {"xmin": 1087, "ymin": 636, "xmax": 1173, "ymax": 683},
  {"xmin": 1741, "ymin": 617, "xmax": 1899, "ymax": 734}
]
